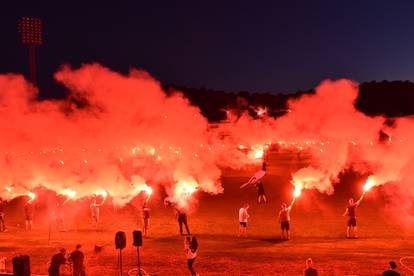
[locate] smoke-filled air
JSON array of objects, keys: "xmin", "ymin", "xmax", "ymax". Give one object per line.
[{"xmin": 1, "ymin": 64, "xmax": 414, "ymax": 222}]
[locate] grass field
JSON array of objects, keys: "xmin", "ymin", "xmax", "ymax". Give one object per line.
[{"xmin": 1, "ymin": 151, "xmax": 413, "ymax": 275}]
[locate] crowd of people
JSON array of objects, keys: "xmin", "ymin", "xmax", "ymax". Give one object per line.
[{"xmin": 43, "ymin": 247, "xmax": 400, "ymax": 276}]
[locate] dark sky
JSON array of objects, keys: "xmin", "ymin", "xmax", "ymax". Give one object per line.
[{"xmin": 2, "ymin": 1, "xmax": 414, "ymax": 96}]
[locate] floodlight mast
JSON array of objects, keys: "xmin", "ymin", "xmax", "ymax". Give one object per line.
[{"xmin": 18, "ymin": 17, "xmax": 43, "ymax": 85}]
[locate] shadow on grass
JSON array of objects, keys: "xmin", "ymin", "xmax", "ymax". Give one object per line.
[{"xmin": 259, "ymin": 238, "xmax": 289, "ymax": 244}]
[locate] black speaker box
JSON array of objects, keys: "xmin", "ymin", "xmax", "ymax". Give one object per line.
[
  {"xmin": 12, "ymin": 255, "xmax": 30, "ymax": 276},
  {"xmin": 133, "ymin": 230, "xmax": 143, "ymax": 247},
  {"xmin": 115, "ymin": 231, "xmax": 126, "ymax": 249}
]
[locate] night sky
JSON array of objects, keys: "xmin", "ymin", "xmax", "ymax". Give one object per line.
[{"xmin": 1, "ymin": 1, "xmax": 414, "ymax": 96}]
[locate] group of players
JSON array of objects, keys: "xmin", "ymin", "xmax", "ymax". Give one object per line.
[
  {"xmin": 238, "ymin": 162, "xmax": 366, "ymax": 240},
  {"xmin": 238, "ymin": 195, "xmax": 365, "ymax": 240},
  {"xmin": 0, "ymin": 172, "xmax": 365, "ymax": 242}
]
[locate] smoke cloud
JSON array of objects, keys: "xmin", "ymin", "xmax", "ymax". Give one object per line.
[{"xmin": 1, "ymin": 65, "xmax": 413, "ymax": 225}]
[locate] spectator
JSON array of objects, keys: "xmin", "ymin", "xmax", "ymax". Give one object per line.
[
  {"xmin": 69, "ymin": 244, "xmax": 85, "ymax": 276},
  {"xmin": 383, "ymin": 261, "xmax": 401, "ymax": 276},
  {"xmin": 48, "ymin": 248, "xmax": 67, "ymax": 276},
  {"xmin": 304, "ymin": 258, "xmax": 318, "ymax": 276}
]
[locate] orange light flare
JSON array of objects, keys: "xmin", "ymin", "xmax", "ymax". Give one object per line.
[
  {"xmin": 135, "ymin": 184, "xmax": 153, "ymax": 197},
  {"xmin": 363, "ymin": 178, "xmax": 375, "ymax": 194},
  {"xmin": 256, "ymin": 107, "xmax": 267, "ymax": 117},
  {"xmin": 96, "ymin": 190, "xmax": 108, "ymax": 198},
  {"xmin": 174, "ymin": 180, "xmax": 199, "ymax": 203},
  {"xmin": 293, "ymin": 186, "xmax": 302, "ymax": 198},
  {"xmin": 247, "ymin": 145, "xmax": 265, "ymax": 160},
  {"xmin": 27, "ymin": 191, "xmax": 36, "ymax": 202},
  {"xmin": 60, "ymin": 188, "xmax": 77, "ymax": 199},
  {"xmin": 238, "ymin": 144, "xmax": 247, "ymax": 150}
]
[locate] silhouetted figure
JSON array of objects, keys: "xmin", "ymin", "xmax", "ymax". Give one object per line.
[
  {"xmin": 142, "ymin": 198, "xmax": 150, "ymax": 238},
  {"xmin": 69, "ymin": 244, "xmax": 85, "ymax": 276},
  {"xmin": 255, "ymin": 180, "xmax": 267, "ymax": 204},
  {"xmin": 48, "ymin": 248, "xmax": 67, "ymax": 276},
  {"xmin": 24, "ymin": 201, "xmax": 34, "ymax": 231},
  {"xmin": 262, "ymin": 161, "xmax": 267, "ymax": 171},
  {"xmin": 90, "ymin": 196, "xmax": 105, "ymax": 229},
  {"xmin": 55, "ymin": 199, "xmax": 68, "ymax": 232},
  {"xmin": 279, "ymin": 198, "xmax": 296, "ymax": 239},
  {"xmin": 304, "ymin": 258, "xmax": 318, "ymax": 276},
  {"xmin": 382, "ymin": 261, "xmax": 400, "ymax": 276},
  {"xmin": 0, "ymin": 198, "xmax": 6, "ymax": 232},
  {"xmin": 343, "ymin": 195, "xmax": 364, "ymax": 238},
  {"xmin": 176, "ymin": 208, "xmax": 190, "ymax": 236}
]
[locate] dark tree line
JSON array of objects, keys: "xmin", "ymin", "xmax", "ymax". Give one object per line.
[{"xmin": 164, "ymin": 81, "xmax": 414, "ymax": 122}]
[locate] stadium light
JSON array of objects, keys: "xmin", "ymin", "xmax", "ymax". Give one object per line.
[{"xmin": 18, "ymin": 17, "xmax": 43, "ymax": 85}]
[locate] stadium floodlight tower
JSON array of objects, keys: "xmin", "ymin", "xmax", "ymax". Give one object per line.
[{"xmin": 18, "ymin": 17, "xmax": 43, "ymax": 85}]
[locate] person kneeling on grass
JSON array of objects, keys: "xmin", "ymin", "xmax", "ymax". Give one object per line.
[
  {"xmin": 238, "ymin": 203, "xmax": 250, "ymax": 238},
  {"xmin": 184, "ymin": 235, "xmax": 199, "ymax": 276}
]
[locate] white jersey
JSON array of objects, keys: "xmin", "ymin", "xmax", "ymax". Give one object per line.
[{"xmin": 239, "ymin": 208, "xmax": 249, "ymax": 222}]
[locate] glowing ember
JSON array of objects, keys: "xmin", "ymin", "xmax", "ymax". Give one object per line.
[
  {"xmin": 293, "ymin": 186, "xmax": 302, "ymax": 198},
  {"xmin": 363, "ymin": 178, "xmax": 375, "ymax": 192},
  {"xmin": 256, "ymin": 107, "xmax": 267, "ymax": 117}
]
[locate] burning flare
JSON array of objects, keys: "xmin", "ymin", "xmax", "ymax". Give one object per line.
[
  {"xmin": 248, "ymin": 145, "xmax": 265, "ymax": 160},
  {"xmin": 27, "ymin": 192, "xmax": 36, "ymax": 202},
  {"xmin": 173, "ymin": 178, "xmax": 199, "ymax": 209},
  {"xmin": 293, "ymin": 186, "xmax": 302, "ymax": 198},
  {"xmin": 363, "ymin": 178, "xmax": 375, "ymax": 193},
  {"xmin": 60, "ymin": 188, "xmax": 77, "ymax": 199},
  {"xmin": 134, "ymin": 184, "xmax": 153, "ymax": 196},
  {"xmin": 96, "ymin": 190, "xmax": 108, "ymax": 198}
]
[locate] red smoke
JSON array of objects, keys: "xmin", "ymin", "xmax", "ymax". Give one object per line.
[
  {"xmin": 0, "ymin": 64, "xmax": 258, "ymax": 207},
  {"xmin": 1, "ymin": 65, "xmax": 413, "ymax": 225}
]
